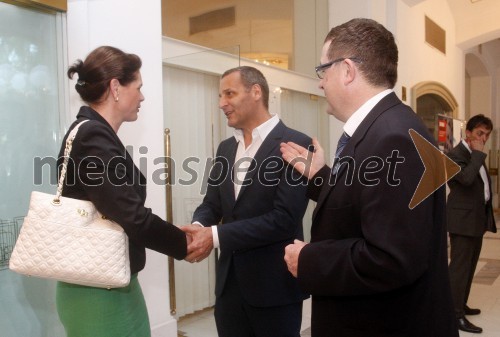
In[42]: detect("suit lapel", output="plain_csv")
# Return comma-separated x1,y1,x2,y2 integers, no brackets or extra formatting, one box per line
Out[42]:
457,141,488,185
235,121,285,204
457,142,496,232
222,138,238,205
457,142,471,161
313,93,402,221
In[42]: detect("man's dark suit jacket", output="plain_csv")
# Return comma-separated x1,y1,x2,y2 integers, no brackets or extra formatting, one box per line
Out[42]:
58,106,187,274
446,141,496,236
298,93,458,337
192,120,310,307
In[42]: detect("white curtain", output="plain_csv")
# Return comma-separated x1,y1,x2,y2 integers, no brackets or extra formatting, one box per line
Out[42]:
279,89,330,242
163,66,223,317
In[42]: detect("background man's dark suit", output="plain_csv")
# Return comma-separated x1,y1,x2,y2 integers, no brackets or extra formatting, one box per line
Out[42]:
298,93,458,337
447,141,496,317
192,120,310,334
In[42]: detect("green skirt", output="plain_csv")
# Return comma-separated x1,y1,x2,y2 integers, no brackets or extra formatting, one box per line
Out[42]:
56,274,151,337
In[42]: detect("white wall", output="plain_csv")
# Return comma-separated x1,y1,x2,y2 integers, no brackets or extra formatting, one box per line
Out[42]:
470,76,493,119
396,0,464,118
466,47,499,129
293,0,329,77
328,0,465,120
497,68,500,127
66,1,176,336
452,0,500,49
469,74,494,170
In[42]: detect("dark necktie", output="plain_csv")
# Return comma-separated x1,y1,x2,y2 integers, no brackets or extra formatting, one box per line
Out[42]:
332,131,350,174
335,132,350,158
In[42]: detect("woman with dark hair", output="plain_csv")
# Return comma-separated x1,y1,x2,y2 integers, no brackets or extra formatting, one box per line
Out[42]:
56,46,188,337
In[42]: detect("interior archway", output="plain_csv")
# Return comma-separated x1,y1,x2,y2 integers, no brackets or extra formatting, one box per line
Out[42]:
412,81,459,118
411,81,459,145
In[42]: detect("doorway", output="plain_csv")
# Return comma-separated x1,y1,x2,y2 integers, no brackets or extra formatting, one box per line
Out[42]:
412,81,459,140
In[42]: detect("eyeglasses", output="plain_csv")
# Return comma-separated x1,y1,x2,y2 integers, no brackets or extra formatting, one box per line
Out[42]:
315,57,363,79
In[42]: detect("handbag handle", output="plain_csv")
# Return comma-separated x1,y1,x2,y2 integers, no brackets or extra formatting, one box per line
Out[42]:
53,120,89,204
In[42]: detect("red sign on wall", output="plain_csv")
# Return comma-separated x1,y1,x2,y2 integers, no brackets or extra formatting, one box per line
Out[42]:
438,119,447,142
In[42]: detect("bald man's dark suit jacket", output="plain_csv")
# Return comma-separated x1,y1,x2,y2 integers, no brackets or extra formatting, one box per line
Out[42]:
298,93,458,337
192,121,310,308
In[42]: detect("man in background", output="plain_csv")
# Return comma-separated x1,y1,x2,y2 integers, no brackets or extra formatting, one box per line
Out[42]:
447,114,496,334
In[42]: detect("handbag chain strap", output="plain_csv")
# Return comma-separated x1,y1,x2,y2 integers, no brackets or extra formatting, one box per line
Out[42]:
53,120,90,204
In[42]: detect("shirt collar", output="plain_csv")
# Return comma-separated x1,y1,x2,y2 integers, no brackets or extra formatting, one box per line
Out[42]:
233,114,280,143
343,89,393,137
461,139,472,153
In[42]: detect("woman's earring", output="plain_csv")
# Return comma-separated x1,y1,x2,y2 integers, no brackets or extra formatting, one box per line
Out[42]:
115,96,119,102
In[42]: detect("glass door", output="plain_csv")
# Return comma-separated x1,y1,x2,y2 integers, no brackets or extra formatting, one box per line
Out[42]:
0,2,66,336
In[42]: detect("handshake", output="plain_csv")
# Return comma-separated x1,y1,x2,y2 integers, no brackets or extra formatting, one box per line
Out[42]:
179,223,308,279
180,224,213,263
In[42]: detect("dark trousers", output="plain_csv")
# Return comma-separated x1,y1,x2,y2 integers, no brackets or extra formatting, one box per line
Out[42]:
214,265,303,337
448,233,483,317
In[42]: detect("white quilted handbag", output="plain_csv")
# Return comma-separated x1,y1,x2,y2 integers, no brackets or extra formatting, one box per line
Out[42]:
9,120,130,289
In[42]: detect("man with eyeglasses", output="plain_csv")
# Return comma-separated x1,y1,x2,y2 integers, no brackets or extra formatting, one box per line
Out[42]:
280,18,458,336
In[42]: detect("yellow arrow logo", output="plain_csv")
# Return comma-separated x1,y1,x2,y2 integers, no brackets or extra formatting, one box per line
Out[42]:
409,129,461,209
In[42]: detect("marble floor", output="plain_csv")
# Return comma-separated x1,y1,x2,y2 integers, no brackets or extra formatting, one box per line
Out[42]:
178,230,500,337
177,299,311,337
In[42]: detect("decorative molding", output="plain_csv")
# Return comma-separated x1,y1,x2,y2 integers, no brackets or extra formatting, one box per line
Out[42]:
189,7,235,35
411,81,459,119
401,0,425,7
4,0,66,12
31,0,65,11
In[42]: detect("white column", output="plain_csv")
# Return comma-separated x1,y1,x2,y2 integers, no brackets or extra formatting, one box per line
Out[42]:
66,1,176,336
293,0,328,77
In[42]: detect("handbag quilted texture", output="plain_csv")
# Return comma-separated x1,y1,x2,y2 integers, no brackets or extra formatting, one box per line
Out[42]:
9,120,131,288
